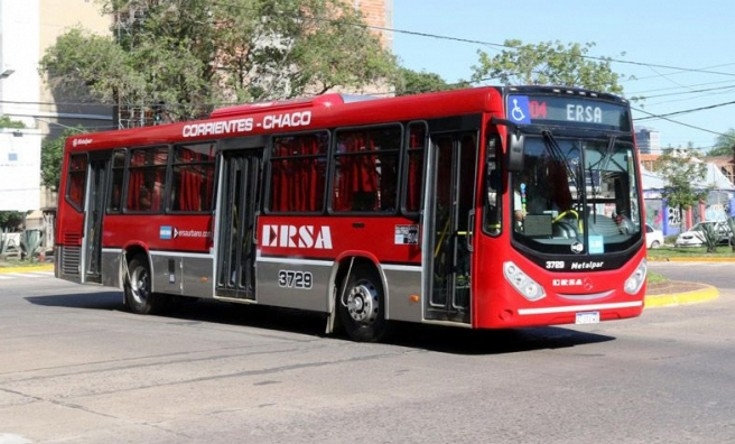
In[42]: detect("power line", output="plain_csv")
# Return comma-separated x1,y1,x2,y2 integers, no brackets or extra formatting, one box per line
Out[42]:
634,100,735,121
364,24,735,78
632,106,732,138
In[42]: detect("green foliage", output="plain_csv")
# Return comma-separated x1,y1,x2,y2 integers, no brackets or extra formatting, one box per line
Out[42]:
20,229,43,263
470,39,627,94
40,0,398,122
0,212,24,231
707,128,735,157
0,115,26,129
394,68,467,96
39,27,146,105
699,222,720,253
41,127,86,191
653,146,708,221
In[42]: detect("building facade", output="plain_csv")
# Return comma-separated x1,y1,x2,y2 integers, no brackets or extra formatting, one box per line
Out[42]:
635,127,661,155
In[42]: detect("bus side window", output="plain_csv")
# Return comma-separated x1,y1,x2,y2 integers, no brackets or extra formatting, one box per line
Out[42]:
483,135,501,235
172,142,216,213
268,132,328,213
405,123,426,214
66,153,88,211
107,150,125,213
332,125,401,214
126,146,168,212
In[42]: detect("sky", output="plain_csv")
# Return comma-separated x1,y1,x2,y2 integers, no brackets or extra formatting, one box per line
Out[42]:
391,0,735,151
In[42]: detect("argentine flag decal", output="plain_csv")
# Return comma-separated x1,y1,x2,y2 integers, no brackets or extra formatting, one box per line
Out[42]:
160,226,173,240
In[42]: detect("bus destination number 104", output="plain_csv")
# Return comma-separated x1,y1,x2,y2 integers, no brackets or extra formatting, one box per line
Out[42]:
278,270,313,290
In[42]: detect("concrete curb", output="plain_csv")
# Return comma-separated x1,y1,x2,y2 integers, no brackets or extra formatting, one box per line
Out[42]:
645,284,720,308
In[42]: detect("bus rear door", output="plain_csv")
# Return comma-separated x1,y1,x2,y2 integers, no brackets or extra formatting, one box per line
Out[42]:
215,139,264,299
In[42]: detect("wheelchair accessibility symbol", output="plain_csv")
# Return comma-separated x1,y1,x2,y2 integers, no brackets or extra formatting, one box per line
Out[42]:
509,96,531,124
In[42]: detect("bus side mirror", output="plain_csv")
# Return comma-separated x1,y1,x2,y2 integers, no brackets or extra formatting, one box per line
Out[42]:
508,132,524,172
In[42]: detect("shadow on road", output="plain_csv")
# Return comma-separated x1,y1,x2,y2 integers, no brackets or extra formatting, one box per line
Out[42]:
25,292,615,355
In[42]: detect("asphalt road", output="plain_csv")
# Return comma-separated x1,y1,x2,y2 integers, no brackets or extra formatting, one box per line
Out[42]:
0,270,733,444
648,260,735,290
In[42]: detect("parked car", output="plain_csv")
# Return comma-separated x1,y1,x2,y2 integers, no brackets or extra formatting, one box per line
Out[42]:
645,223,664,249
674,221,732,247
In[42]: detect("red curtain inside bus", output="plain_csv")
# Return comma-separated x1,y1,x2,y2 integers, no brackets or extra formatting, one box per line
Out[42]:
67,154,88,209
269,135,326,213
333,135,379,212
127,148,167,212
172,143,214,212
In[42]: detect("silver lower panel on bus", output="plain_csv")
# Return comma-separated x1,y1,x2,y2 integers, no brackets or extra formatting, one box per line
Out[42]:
254,256,332,312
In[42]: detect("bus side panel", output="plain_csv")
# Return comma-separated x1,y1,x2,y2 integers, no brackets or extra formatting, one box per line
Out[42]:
254,257,332,312
101,248,123,288
147,253,215,298
150,253,183,296
382,266,423,323
182,255,216,298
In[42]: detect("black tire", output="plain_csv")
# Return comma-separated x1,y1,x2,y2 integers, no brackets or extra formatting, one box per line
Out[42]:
337,266,390,342
124,254,169,315
650,240,661,249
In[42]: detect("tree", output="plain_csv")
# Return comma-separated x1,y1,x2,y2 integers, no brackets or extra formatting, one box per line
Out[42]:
470,39,626,94
40,0,398,122
707,128,735,157
0,115,26,129
653,145,708,226
394,68,468,96
0,212,24,231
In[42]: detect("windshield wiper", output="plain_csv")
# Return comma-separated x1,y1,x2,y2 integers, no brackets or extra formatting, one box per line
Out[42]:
541,130,582,195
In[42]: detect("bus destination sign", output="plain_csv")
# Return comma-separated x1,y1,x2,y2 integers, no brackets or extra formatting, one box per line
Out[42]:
507,95,630,131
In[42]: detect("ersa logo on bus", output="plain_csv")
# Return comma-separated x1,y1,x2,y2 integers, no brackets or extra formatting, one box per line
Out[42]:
159,226,211,240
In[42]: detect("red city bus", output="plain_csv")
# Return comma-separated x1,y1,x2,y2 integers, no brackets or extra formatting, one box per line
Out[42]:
54,86,647,342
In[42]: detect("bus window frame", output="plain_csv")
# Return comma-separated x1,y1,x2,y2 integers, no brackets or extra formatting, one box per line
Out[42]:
329,123,404,216
124,144,171,214
170,141,217,214
264,130,330,215
401,121,428,219
65,152,89,213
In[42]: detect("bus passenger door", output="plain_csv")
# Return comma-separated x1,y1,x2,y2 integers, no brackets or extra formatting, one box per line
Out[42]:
81,156,109,284
427,132,477,323
216,149,262,299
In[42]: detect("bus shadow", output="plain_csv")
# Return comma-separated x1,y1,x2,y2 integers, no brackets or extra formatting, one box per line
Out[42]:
385,322,615,355
25,292,124,311
26,293,615,354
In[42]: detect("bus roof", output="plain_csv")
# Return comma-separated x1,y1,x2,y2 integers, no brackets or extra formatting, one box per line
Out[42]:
64,85,627,151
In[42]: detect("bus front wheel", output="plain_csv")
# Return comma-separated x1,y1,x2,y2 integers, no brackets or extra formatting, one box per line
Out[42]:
337,267,390,342
125,254,168,315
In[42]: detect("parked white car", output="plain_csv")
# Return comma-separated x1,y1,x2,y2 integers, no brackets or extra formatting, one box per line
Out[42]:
674,221,731,247
645,223,664,249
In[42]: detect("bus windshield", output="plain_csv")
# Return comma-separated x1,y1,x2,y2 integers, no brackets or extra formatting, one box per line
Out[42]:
511,132,641,255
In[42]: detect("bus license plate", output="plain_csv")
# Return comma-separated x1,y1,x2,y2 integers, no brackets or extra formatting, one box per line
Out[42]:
575,311,600,325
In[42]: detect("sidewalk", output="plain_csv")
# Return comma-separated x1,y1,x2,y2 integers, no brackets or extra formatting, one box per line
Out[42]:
644,280,719,308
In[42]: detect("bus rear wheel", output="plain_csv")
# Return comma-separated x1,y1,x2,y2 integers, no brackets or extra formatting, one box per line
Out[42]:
338,267,390,342
125,254,168,315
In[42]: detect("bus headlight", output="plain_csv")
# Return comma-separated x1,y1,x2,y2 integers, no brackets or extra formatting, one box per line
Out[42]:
624,259,647,295
503,261,546,301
